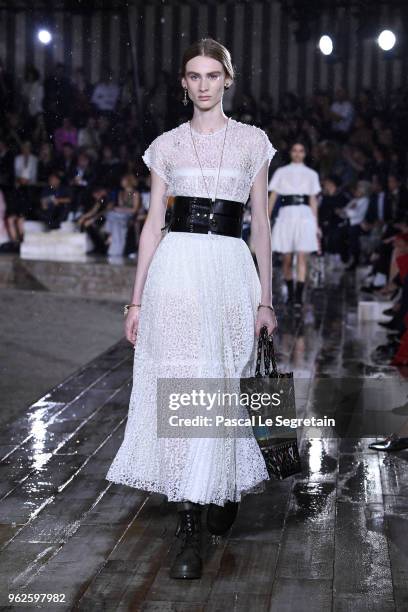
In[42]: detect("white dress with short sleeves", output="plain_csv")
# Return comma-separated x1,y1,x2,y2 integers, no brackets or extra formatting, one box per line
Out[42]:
106,118,277,506
269,162,321,253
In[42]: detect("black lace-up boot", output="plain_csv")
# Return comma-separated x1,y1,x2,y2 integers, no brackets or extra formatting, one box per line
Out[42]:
206,501,239,536
285,279,294,304
169,502,202,579
294,281,305,307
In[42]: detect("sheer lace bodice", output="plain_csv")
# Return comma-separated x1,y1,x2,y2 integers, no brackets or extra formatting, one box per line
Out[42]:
142,118,277,203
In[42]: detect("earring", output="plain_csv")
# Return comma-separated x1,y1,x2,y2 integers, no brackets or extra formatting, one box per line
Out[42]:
182,88,189,106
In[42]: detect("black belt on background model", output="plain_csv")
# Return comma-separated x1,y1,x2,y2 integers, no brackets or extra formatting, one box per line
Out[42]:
279,194,310,206
162,195,245,238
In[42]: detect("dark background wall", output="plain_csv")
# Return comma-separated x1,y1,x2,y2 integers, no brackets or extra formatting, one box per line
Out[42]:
0,0,406,104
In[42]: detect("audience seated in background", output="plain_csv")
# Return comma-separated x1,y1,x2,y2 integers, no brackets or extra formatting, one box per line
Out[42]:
0,189,10,246
0,57,406,282
319,174,349,263
38,172,72,230
11,140,38,238
335,180,371,270
56,142,77,185
68,151,95,216
54,116,78,154
77,185,113,255
104,173,141,257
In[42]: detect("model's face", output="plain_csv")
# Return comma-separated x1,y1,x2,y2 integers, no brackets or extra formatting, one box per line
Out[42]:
290,145,305,163
181,56,231,110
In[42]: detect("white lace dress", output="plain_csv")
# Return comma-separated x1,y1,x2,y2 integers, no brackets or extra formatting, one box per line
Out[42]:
269,162,321,253
105,118,277,506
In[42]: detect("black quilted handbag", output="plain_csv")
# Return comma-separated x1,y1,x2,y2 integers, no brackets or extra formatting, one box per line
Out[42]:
246,325,302,480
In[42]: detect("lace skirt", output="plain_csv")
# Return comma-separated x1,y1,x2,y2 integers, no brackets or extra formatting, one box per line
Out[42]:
271,204,319,253
105,230,270,506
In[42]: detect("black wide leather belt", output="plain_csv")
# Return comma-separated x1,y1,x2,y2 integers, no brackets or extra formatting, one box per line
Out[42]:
280,194,309,206
163,196,244,238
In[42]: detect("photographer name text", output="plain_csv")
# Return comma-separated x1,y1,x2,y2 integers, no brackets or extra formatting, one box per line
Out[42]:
167,415,335,428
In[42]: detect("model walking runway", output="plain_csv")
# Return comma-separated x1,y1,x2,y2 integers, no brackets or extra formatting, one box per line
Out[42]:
105,38,278,579
268,142,321,306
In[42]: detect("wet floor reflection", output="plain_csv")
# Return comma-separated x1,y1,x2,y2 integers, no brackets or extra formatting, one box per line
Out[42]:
0,270,406,609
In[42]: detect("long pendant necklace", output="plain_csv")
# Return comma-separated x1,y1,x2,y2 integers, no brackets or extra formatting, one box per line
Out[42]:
189,117,230,202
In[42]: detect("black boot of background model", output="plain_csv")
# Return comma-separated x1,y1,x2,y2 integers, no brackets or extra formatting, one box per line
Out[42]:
294,281,305,307
285,279,294,305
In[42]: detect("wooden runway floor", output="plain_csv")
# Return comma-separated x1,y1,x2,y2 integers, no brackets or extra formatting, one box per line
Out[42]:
0,271,407,611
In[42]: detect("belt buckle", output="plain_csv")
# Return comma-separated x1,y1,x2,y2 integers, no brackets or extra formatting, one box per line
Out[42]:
208,214,213,234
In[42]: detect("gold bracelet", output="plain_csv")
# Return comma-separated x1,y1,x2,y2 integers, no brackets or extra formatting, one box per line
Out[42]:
123,303,141,316
257,303,275,311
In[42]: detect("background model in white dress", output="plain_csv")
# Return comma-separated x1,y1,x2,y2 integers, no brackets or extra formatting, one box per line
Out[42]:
106,118,278,506
269,162,321,253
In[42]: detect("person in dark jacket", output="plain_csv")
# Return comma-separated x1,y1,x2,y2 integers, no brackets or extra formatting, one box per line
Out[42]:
319,174,349,259
365,175,392,225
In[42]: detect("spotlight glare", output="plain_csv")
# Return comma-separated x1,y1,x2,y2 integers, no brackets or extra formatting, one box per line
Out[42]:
38,29,52,45
319,35,333,56
378,30,396,51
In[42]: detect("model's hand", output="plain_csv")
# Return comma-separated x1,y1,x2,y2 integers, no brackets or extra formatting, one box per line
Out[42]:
255,306,278,338
316,226,323,239
125,308,140,346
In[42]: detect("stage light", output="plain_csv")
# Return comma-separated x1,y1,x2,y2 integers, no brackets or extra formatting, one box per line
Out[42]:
378,30,396,51
37,29,52,45
318,35,333,56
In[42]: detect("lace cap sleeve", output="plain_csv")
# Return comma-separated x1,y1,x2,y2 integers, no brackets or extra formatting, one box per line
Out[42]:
142,135,170,185
250,128,277,187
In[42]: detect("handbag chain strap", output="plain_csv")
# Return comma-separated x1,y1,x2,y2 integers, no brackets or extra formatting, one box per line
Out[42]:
255,326,278,377
267,331,279,376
